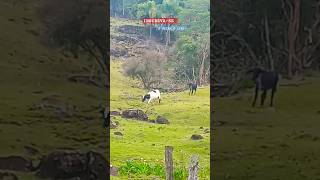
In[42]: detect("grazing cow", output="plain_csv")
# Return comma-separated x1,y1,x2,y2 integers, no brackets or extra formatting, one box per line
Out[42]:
188,82,197,95
142,89,161,104
247,67,279,107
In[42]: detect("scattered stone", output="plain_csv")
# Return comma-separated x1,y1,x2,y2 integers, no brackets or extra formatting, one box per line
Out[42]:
114,132,123,136
204,128,210,133
191,134,203,140
0,156,33,171
149,120,156,123
155,116,169,124
121,109,148,121
0,172,18,180
110,120,118,129
36,151,108,180
110,111,121,116
215,120,227,126
110,166,119,176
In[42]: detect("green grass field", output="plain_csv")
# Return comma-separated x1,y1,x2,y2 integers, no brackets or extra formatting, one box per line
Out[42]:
213,77,320,180
0,1,107,179
110,61,210,179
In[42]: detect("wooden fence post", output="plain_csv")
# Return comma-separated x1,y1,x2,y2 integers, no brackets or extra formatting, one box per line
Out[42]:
165,146,173,180
187,155,199,180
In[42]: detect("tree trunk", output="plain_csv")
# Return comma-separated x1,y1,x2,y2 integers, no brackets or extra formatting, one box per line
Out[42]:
264,12,274,71
122,0,124,16
198,43,208,86
168,26,171,45
192,67,195,82
149,25,152,39
165,25,169,48
285,0,301,78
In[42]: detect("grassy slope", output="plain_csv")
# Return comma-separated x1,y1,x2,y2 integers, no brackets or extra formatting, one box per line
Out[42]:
110,61,210,179
214,77,320,180
0,1,106,179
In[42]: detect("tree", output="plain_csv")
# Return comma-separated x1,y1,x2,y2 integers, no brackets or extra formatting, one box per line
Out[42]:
136,1,157,38
38,0,108,84
122,51,167,89
158,0,181,47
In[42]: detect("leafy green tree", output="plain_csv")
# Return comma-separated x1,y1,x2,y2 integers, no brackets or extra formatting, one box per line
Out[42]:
136,1,157,38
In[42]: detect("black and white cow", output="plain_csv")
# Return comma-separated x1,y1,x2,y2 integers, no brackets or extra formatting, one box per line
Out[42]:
142,89,161,104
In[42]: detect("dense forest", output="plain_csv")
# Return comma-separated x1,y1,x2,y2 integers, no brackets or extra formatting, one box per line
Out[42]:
212,0,320,95
111,0,210,90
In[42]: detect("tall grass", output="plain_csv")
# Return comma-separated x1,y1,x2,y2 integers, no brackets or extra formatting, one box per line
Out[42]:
119,159,189,179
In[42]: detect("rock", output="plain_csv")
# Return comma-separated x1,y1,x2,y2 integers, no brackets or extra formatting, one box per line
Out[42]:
110,111,121,116
149,120,156,123
121,109,148,121
0,172,18,180
114,132,123,136
191,134,203,140
110,120,118,129
110,166,119,176
0,156,33,171
86,151,109,180
215,120,226,126
204,129,210,133
155,116,169,124
37,151,108,180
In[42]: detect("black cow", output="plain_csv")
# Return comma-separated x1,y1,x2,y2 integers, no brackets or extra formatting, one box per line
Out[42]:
188,82,197,95
247,67,279,107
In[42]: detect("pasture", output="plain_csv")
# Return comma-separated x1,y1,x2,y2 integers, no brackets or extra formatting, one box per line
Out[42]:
110,61,210,179
213,77,320,180
0,1,107,178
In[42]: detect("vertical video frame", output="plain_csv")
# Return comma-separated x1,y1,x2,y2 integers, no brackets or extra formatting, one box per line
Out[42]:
212,1,320,179
0,0,108,179
110,0,210,179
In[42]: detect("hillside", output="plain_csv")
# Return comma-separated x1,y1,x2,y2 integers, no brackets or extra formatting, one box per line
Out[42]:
110,61,210,179
0,1,107,179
